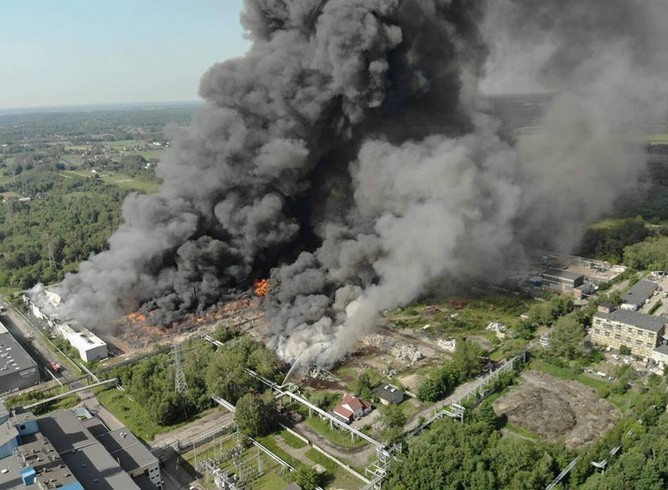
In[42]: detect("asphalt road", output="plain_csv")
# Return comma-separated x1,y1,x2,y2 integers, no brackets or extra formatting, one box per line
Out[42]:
0,297,125,429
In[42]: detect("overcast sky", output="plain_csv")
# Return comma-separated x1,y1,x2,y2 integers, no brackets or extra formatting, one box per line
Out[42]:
0,0,249,109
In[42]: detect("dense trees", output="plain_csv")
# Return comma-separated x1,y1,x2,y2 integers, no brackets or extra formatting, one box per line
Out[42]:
112,334,282,428
527,295,574,326
624,236,668,271
294,466,322,490
548,313,588,361
417,339,483,402
578,218,650,262
0,175,126,288
235,392,276,437
386,408,566,489
379,405,407,444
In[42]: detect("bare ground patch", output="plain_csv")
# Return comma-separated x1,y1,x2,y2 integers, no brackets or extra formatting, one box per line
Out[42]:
493,370,619,449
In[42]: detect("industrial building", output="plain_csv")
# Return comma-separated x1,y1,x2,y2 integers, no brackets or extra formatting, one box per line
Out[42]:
0,320,39,395
591,306,667,359
24,287,109,363
621,279,659,311
0,406,162,489
540,269,585,292
54,322,108,363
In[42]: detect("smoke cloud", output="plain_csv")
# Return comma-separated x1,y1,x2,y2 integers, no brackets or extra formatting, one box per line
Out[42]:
55,0,668,366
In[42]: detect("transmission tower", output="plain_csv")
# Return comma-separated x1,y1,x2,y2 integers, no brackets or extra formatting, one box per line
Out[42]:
172,344,188,395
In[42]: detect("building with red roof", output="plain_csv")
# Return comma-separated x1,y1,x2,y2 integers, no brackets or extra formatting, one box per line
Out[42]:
332,394,372,423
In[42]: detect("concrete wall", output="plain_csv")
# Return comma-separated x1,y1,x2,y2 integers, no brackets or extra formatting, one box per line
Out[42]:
0,367,40,395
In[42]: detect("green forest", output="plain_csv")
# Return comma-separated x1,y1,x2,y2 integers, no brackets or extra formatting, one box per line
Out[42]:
107,331,282,429
0,173,126,288
388,380,668,490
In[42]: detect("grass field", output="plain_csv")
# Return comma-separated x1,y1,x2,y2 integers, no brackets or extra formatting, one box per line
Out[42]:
648,134,668,144
304,448,366,489
139,150,164,161
60,169,160,193
305,417,369,448
95,388,202,440
277,429,307,449
504,422,542,441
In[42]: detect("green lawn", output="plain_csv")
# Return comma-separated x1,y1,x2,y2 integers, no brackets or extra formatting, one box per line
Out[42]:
304,448,366,489
95,388,205,441
530,360,610,392
256,435,304,469
305,417,368,448
60,169,160,194
277,429,308,449
139,150,164,161
254,471,290,490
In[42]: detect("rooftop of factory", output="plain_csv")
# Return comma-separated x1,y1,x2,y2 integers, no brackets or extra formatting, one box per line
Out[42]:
0,430,80,489
622,279,659,307
0,320,38,374
37,410,139,489
57,322,106,350
542,269,585,282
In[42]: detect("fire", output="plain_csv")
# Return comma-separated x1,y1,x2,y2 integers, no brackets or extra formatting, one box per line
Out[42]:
128,312,147,323
254,279,269,297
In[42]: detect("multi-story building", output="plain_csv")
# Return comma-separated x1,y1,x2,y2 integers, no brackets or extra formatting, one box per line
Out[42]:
541,269,585,292
591,307,667,358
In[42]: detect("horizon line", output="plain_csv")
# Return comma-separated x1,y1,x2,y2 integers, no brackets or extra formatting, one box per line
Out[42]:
0,99,204,115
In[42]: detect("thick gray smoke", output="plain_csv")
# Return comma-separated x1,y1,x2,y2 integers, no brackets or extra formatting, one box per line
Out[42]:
55,0,668,366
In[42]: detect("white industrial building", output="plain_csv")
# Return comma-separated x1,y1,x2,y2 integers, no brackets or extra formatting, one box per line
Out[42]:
24,286,108,363
54,323,108,363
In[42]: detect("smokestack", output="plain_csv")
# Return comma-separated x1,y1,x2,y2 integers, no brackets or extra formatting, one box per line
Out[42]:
55,0,668,367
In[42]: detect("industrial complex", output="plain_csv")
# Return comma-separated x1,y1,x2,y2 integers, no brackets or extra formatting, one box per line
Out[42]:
23,289,108,364
0,404,161,489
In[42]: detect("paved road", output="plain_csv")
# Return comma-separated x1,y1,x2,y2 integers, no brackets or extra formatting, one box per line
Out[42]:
0,298,126,430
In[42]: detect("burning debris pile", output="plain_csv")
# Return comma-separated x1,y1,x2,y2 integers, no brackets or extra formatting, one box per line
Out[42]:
51,0,668,367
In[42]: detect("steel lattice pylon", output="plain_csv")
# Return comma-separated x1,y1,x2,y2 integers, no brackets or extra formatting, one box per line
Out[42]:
172,343,188,395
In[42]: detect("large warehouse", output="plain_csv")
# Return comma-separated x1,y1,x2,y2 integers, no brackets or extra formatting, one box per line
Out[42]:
0,321,39,395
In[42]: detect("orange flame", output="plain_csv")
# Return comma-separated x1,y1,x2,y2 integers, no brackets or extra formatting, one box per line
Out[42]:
128,312,147,323
254,279,269,297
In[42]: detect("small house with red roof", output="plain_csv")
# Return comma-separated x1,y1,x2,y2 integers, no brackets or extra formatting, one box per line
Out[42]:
332,394,372,424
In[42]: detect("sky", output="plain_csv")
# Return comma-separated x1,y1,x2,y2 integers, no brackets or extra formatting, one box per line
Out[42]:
0,0,249,110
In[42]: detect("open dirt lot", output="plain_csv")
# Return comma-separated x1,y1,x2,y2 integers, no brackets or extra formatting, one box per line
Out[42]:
493,370,619,449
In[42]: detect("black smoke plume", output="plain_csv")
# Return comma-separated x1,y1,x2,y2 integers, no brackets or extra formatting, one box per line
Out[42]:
56,0,668,365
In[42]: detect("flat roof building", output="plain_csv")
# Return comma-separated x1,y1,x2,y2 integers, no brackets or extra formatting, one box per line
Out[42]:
373,385,404,405
591,308,667,359
621,279,659,311
0,320,39,395
54,322,108,363
541,269,585,291
0,408,162,490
